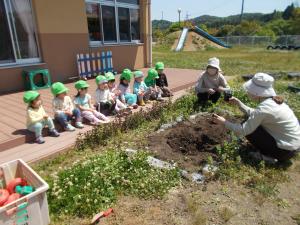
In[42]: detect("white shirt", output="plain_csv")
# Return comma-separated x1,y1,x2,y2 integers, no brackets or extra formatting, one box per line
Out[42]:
52,96,74,115
225,98,300,151
95,88,113,103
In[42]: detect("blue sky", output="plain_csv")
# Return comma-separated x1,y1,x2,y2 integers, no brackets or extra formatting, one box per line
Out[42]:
152,0,300,21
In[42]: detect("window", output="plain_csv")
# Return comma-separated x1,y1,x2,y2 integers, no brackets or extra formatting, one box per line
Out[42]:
130,9,140,40
85,0,140,45
0,0,14,64
0,0,40,66
86,3,102,42
117,0,139,4
102,5,117,42
118,7,130,42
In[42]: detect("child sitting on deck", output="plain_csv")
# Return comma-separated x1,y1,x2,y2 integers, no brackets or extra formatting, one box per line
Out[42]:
95,75,118,116
195,57,230,104
24,91,60,144
105,72,129,113
155,62,173,97
133,70,152,106
74,80,109,125
144,68,163,101
118,69,138,109
51,82,84,131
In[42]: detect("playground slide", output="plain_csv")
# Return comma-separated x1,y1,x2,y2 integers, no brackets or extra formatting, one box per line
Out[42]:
175,27,189,52
194,26,231,48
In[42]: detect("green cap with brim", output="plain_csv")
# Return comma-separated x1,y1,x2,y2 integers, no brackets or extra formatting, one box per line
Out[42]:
23,91,40,104
75,80,90,90
51,82,69,96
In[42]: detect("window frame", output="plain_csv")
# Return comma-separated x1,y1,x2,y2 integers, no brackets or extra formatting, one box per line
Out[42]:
0,0,41,67
86,0,141,47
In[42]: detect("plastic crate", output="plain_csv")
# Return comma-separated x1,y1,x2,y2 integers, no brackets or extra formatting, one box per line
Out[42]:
0,159,50,225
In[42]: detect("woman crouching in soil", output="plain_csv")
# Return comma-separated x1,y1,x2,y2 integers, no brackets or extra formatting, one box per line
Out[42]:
213,73,300,163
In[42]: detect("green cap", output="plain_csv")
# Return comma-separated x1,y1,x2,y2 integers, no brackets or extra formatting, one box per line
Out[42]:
96,75,108,84
120,69,132,82
147,68,159,79
134,70,144,78
51,82,69,96
155,62,165,70
75,80,89,90
23,91,40,104
105,72,115,81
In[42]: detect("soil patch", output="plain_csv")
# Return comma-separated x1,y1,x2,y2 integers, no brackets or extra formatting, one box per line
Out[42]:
148,113,232,171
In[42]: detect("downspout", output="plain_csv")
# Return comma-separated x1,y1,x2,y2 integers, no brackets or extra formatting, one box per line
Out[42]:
147,0,152,68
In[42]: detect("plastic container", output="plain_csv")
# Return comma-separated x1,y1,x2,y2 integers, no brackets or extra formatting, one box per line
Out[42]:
0,159,50,225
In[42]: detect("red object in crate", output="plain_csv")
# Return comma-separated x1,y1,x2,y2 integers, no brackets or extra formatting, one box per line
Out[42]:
3,193,21,206
6,178,27,194
0,189,9,206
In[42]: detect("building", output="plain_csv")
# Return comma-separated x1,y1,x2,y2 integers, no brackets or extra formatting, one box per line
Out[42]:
0,0,152,94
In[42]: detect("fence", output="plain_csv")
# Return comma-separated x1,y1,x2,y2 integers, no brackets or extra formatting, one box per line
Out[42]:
217,35,300,47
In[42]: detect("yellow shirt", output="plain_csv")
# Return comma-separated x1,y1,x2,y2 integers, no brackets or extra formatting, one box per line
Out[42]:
26,106,47,127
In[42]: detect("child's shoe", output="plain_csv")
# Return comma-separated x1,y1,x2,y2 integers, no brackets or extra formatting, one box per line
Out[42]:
36,136,45,144
138,99,146,106
49,129,60,137
65,124,76,131
75,122,84,129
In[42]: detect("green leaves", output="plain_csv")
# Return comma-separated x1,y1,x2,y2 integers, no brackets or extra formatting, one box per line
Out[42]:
48,150,180,217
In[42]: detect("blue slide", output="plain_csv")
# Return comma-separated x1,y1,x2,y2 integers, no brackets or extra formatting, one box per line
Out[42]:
194,26,231,48
175,27,189,52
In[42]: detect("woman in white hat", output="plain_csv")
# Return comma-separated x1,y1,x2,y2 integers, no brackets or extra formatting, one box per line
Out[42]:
213,73,300,162
195,57,230,105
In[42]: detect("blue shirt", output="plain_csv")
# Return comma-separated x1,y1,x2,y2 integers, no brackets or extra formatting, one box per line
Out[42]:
133,81,149,95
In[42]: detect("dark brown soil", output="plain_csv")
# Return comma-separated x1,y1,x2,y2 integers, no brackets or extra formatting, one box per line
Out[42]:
148,113,232,171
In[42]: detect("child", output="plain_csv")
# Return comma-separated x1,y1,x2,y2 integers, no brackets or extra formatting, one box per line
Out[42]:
51,82,84,131
74,80,109,125
95,75,117,116
195,57,230,104
155,62,173,97
133,70,152,106
105,72,128,112
118,69,138,109
24,91,59,144
144,68,163,101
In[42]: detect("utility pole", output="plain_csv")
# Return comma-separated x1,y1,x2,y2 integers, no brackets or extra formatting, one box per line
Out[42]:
240,0,245,23
185,11,191,21
178,8,182,26
161,11,164,20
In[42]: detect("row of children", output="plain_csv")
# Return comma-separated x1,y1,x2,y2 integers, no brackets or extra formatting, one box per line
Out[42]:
23,62,172,144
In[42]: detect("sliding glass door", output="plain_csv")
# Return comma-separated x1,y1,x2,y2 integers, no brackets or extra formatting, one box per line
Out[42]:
0,0,40,66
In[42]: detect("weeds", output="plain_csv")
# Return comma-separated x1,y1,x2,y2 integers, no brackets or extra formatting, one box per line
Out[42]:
48,150,180,217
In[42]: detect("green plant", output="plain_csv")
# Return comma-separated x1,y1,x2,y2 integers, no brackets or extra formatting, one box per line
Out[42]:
48,150,180,217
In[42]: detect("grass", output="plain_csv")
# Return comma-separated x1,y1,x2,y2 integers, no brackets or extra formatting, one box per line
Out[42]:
153,46,300,77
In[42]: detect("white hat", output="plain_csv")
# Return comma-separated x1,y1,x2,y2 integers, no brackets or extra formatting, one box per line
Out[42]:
243,73,276,97
207,57,221,71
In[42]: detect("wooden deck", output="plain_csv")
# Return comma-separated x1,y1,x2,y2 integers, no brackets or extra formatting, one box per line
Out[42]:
0,68,200,164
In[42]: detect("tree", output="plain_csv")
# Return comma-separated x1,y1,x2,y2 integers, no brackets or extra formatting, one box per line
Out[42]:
289,7,300,34
282,3,295,20
233,20,262,35
217,25,235,36
265,19,290,35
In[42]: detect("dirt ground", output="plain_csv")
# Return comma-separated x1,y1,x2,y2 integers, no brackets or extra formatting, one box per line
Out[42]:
99,160,300,225
148,114,232,172
183,32,225,51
